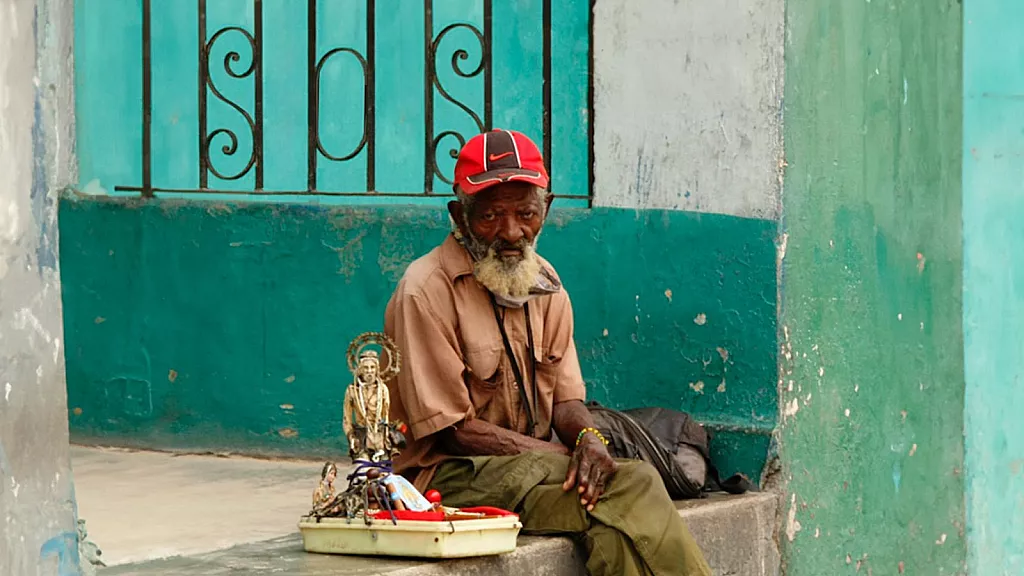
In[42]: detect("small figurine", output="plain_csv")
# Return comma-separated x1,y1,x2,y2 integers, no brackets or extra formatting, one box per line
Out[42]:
343,332,403,462
305,332,432,525
312,462,339,515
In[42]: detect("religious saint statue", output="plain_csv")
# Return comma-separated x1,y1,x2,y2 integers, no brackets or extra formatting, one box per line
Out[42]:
311,462,339,515
343,332,402,462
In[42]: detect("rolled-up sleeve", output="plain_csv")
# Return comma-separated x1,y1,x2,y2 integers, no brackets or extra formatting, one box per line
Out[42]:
389,290,473,440
545,289,587,404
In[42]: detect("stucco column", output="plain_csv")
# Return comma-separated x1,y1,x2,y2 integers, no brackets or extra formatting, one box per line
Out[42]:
0,0,80,573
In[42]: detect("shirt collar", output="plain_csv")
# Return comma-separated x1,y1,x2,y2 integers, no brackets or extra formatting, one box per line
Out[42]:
439,233,475,282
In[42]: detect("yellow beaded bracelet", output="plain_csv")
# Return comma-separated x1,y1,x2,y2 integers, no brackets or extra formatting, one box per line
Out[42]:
576,427,609,448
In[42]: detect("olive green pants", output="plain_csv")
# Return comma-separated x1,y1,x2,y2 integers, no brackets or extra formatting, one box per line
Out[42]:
429,451,712,576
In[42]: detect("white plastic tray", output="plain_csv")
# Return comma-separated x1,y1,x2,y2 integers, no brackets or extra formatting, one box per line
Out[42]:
298,515,523,559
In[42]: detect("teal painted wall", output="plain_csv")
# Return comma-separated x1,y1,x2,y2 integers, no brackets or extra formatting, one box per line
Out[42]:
963,0,1024,573
74,0,589,203
779,0,966,574
59,197,777,480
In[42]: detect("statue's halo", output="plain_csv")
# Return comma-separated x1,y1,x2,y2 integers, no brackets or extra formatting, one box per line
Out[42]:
346,331,401,382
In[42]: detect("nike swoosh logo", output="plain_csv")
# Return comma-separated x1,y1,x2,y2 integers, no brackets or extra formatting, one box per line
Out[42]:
489,152,514,162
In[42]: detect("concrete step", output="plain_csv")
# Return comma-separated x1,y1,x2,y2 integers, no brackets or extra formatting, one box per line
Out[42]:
678,492,780,576
102,492,779,576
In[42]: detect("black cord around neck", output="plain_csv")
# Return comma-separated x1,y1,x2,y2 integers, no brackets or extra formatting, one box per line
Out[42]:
488,294,538,437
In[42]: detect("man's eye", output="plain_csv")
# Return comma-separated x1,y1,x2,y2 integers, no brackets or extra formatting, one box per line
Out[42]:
519,211,535,220
481,213,497,221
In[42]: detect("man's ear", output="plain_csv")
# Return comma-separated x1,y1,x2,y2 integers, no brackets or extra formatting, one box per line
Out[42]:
544,193,554,217
447,200,468,236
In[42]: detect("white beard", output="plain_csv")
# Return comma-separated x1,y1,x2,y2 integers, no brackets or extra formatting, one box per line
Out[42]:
473,243,543,302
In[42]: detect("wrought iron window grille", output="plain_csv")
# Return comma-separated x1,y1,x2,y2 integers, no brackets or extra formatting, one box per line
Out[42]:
112,0,594,203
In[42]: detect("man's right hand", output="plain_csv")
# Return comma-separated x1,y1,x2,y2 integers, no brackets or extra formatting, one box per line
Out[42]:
562,432,618,512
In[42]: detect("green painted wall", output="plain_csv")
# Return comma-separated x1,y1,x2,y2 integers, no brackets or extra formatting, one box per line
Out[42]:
963,0,1024,573
59,197,777,480
779,0,966,574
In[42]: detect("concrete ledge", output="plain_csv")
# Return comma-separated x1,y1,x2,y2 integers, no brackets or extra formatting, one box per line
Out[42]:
105,492,778,576
104,535,583,576
679,492,780,576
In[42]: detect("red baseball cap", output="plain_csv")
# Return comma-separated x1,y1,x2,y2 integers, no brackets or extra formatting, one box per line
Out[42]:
453,129,549,195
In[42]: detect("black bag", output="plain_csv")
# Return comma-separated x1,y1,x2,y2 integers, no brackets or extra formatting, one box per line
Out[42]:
586,401,754,499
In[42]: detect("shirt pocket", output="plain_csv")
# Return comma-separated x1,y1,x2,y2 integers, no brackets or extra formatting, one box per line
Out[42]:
465,347,502,386
534,345,563,370
463,347,503,419
533,346,564,395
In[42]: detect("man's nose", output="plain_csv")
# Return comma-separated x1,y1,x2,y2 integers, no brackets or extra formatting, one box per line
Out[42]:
498,215,525,244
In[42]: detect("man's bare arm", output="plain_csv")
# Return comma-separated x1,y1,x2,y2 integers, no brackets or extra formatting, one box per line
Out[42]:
439,418,570,457
551,399,593,447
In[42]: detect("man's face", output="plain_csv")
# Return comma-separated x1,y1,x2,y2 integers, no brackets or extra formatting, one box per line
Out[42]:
464,182,546,263
448,182,554,299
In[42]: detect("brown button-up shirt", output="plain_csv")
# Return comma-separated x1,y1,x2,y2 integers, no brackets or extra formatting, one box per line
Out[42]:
384,234,587,491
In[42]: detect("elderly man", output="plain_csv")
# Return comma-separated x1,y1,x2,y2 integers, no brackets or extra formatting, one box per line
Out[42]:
384,130,711,576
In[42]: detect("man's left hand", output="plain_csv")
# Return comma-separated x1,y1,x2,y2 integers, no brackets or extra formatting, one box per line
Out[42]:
562,433,618,511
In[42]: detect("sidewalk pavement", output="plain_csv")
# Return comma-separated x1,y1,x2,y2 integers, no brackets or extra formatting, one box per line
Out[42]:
71,445,335,566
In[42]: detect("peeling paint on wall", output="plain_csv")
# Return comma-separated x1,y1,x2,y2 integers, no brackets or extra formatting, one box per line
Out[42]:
785,493,802,541
779,0,965,573
60,200,779,482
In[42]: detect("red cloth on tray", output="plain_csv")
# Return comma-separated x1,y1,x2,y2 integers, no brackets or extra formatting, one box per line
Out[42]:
369,506,517,522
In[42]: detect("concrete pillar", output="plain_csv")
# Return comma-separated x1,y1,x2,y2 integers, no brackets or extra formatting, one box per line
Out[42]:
0,0,80,574
778,0,966,572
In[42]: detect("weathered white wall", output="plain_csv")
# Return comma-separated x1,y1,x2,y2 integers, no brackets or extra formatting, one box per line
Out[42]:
0,0,79,573
592,0,784,219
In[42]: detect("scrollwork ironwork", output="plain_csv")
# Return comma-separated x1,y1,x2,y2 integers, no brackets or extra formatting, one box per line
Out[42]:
426,14,491,189
314,48,369,163
430,131,467,185
203,26,259,182
431,23,486,132
306,0,375,191
118,0,588,200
